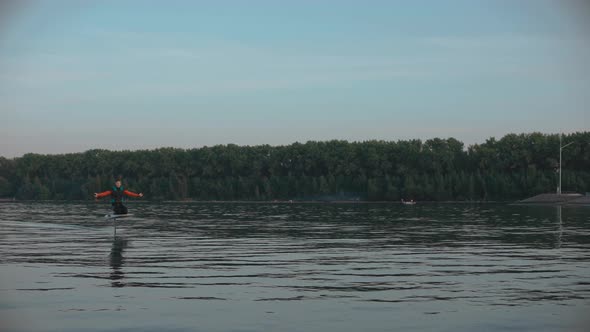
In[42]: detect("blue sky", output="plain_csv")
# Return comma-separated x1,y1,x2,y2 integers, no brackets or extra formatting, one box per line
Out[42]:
1,0,588,157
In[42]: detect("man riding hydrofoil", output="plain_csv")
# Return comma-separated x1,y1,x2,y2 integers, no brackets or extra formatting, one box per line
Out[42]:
94,178,143,215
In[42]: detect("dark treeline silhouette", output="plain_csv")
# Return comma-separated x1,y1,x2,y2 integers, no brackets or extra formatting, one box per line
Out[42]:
0,132,588,201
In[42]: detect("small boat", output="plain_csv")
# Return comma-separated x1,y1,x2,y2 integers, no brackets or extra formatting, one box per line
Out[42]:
401,199,416,205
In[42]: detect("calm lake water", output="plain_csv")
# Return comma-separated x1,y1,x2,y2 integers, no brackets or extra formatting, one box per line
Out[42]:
0,202,589,332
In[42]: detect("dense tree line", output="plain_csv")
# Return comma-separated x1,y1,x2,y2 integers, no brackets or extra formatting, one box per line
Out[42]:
0,132,588,201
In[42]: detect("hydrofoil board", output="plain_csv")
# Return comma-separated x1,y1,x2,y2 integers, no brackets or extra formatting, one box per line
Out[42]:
105,213,134,219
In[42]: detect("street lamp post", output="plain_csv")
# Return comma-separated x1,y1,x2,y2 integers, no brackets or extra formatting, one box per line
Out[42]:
558,133,574,195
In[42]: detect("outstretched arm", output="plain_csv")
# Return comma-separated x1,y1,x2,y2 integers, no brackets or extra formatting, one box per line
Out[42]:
94,190,112,199
124,190,143,198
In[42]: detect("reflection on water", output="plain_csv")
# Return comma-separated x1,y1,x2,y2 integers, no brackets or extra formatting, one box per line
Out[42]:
557,205,563,249
0,202,589,332
109,236,128,288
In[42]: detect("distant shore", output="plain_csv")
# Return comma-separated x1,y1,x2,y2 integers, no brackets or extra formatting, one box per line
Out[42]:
2,197,588,205
0,198,508,204
516,193,590,206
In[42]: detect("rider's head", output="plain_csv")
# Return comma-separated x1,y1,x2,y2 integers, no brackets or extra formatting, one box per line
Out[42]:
115,180,122,188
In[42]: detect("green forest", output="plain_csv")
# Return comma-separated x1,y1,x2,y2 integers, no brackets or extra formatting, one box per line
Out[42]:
0,132,588,201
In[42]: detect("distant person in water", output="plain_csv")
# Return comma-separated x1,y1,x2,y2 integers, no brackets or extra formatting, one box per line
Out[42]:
94,179,143,215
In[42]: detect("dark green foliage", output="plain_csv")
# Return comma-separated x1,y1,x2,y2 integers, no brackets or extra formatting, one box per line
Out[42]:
0,132,588,201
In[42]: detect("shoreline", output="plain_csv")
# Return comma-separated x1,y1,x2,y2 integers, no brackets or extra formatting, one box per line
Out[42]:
0,199,512,204
2,198,587,206
516,193,590,206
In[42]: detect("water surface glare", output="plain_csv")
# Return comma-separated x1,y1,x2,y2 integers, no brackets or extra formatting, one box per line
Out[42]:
1,202,589,331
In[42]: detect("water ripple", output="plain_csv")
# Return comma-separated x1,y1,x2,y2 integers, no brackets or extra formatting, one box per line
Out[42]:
1,202,589,331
